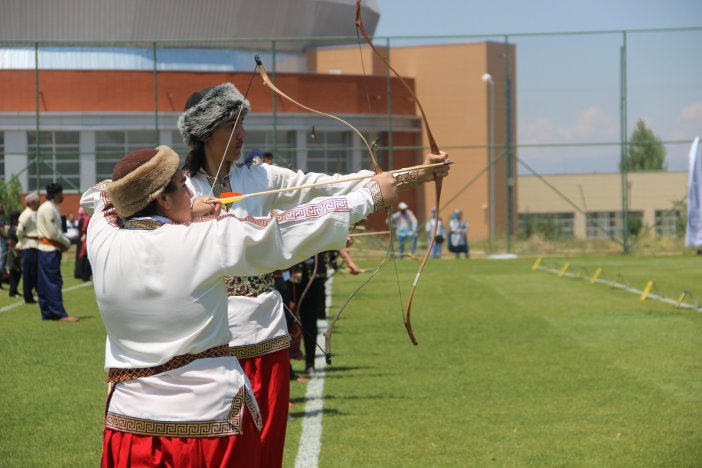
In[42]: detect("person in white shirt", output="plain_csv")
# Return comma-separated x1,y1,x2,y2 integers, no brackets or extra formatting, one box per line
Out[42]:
36,183,78,322
16,192,40,304
84,145,398,466
177,82,450,466
390,202,419,257
425,207,446,258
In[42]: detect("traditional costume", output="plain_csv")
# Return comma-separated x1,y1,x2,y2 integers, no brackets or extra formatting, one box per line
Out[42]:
82,146,383,467
36,184,72,320
16,192,40,303
179,83,376,467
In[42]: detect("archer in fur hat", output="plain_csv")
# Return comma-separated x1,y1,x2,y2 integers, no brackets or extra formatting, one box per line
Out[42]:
178,83,249,182
107,146,186,220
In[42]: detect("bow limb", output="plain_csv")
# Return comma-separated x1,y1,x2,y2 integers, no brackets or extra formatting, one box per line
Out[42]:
255,56,386,364
356,0,444,345
255,56,382,174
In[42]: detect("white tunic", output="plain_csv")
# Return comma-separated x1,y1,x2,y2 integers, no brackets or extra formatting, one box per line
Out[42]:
187,163,375,353
83,182,378,436
16,206,40,250
36,200,70,252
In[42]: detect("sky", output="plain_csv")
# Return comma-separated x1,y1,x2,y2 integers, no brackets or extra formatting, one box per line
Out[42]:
372,0,702,174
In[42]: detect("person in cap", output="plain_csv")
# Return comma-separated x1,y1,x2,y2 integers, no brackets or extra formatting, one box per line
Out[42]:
84,145,398,467
390,201,419,257
177,82,450,466
448,209,470,258
36,183,78,321
17,192,41,304
425,207,446,259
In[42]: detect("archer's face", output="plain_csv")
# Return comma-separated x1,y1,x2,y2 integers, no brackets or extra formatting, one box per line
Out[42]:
204,119,247,163
160,171,193,224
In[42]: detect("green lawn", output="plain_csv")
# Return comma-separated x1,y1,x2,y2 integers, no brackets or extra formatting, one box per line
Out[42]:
2,255,701,467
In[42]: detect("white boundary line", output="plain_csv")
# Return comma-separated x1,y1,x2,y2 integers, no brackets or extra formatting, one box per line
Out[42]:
294,276,334,468
0,281,92,314
536,265,701,312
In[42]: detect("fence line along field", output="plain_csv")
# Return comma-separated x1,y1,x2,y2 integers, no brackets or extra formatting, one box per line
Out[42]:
1,255,700,467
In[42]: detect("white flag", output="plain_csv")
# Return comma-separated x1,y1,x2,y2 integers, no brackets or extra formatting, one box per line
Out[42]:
685,137,702,247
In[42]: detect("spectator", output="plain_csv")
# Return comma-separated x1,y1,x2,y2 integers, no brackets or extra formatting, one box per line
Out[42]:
448,209,470,259
425,207,446,258
17,192,40,303
390,202,418,257
6,211,22,298
37,183,78,322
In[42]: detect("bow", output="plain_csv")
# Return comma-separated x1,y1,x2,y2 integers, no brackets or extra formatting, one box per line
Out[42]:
355,0,444,346
256,55,394,364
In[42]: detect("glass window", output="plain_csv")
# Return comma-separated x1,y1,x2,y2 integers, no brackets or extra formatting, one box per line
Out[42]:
243,130,297,169
586,211,643,240
95,130,158,181
306,131,352,174
655,209,683,237
518,212,574,239
27,131,81,192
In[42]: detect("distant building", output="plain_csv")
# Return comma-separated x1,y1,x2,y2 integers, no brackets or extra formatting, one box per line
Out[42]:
518,171,687,240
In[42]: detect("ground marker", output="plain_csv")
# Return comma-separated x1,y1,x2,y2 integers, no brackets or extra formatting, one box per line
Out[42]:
640,281,654,301
590,267,602,284
675,289,688,308
531,257,542,271
558,262,570,277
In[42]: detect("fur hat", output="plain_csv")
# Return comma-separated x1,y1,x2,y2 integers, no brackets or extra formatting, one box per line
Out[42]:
107,145,180,218
177,83,250,148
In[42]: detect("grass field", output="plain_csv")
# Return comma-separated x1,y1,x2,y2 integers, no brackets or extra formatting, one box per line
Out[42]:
1,254,701,467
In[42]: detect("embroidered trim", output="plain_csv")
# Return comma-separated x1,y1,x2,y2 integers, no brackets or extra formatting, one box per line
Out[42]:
394,169,419,191
366,180,384,212
104,387,262,437
97,180,123,228
198,199,350,228
123,218,165,230
229,335,291,359
106,344,237,383
225,273,275,297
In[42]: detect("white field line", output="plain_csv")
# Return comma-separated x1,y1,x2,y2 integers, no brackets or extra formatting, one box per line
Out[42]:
294,276,334,468
536,265,701,312
0,281,92,314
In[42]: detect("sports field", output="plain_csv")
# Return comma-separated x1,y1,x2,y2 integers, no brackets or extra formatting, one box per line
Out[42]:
1,254,700,467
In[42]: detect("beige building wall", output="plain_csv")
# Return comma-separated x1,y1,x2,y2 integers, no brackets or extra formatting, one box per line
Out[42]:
519,172,688,238
309,42,517,240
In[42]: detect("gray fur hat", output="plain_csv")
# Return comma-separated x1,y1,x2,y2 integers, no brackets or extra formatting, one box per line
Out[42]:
177,83,250,148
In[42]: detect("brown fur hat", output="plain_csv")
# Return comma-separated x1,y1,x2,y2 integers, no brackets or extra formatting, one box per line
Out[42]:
107,145,180,218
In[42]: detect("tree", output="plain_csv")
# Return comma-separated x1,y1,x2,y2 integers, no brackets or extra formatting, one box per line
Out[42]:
620,119,667,172
0,175,23,214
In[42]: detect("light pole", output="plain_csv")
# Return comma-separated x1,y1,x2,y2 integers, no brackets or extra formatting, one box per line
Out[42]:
482,73,495,241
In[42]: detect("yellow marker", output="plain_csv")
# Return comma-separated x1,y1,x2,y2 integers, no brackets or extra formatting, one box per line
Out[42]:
675,289,688,308
558,262,570,277
531,257,542,271
590,267,602,284
640,281,653,301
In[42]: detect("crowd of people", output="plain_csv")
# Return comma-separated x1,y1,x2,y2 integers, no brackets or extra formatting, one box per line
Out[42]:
1,188,90,320
389,203,470,259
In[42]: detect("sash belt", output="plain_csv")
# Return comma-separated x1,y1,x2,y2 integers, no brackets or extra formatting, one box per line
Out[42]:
106,344,237,383
40,238,65,249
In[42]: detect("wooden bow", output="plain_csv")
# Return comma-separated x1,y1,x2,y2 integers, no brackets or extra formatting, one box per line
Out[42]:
356,0,444,346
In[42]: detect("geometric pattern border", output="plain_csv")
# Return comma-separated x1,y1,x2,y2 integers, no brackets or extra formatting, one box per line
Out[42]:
230,335,291,359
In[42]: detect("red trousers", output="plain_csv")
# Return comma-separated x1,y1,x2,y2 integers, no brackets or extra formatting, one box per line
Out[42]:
239,348,290,468
101,411,261,467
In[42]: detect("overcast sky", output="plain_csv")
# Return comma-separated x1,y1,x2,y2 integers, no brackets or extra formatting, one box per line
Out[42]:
373,0,702,173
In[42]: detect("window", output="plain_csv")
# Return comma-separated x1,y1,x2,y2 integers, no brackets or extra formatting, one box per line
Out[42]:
519,212,574,239
95,131,157,181
306,131,352,174
586,211,643,240
27,131,80,191
655,209,683,237
244,131,297,169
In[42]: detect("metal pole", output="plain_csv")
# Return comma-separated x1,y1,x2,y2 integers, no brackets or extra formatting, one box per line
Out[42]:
503,36,514,253
482,74,496,241
620,33,629,254
34,42,40,192
152,42,160,145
